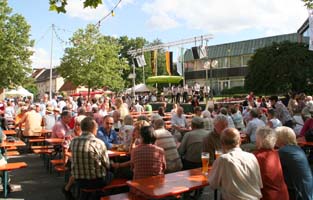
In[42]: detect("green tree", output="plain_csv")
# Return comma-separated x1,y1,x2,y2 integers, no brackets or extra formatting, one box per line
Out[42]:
0,0,34,88
245,41,313,94
302,0,313,9
49,0,103,13
58,24,128,99
118,36,148,87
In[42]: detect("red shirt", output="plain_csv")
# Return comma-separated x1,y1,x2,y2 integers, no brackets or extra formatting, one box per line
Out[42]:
254,149,289,200
300,118,313,137
131,144,166,180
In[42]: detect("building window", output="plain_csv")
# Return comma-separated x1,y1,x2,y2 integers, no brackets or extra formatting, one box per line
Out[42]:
230,56,241,68
242,54,253,66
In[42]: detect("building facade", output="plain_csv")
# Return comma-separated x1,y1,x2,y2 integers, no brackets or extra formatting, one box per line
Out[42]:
184,33,305,94
35,68,64,98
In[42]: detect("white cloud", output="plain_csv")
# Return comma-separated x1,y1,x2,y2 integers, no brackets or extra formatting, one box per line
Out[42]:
30,48,60,69
142,0,309,35
147,13,180,31
65,0,133,21
66,0,109,21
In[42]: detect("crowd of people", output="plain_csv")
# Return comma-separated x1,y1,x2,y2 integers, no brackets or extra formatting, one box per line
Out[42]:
0,90,313,200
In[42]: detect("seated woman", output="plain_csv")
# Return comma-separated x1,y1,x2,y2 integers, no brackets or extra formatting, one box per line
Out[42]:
131,125,166,179
276,126,313,200
119,115,134,151
254,127,288,200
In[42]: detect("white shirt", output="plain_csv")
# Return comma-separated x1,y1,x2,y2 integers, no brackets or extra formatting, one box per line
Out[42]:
208,148,262,200
246,118,266,142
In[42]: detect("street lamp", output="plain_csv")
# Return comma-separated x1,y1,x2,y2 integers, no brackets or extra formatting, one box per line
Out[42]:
203,59,218,101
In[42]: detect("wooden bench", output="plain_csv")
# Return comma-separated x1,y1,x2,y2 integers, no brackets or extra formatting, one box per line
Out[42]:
33,149,55,169
0,162,27,198
80,178,128,199
81,178,128,192
6,146,17,151
50,159,65,173
4,151,20,157
31,145,54,150
101,192,147,200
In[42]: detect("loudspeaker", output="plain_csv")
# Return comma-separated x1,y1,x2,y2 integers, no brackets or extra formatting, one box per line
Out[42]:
133,55,146,67
192,47,199,59
192,46,207,60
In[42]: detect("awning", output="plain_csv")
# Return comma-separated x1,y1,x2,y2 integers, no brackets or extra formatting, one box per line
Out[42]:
146,76,184,84
70,91,103,97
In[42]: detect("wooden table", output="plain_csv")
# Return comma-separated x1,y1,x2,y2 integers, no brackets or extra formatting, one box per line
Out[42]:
2,130,17,136
45,138,64,145
297,137,313,147
127,168,210,199
67,150,129,159
108,150,129,158
0,162,27,198
0,140,26,148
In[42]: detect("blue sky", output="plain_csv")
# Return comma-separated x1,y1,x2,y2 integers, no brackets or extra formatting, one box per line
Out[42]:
8,0,309,69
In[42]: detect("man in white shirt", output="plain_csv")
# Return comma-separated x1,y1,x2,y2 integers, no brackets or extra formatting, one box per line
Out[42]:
134,100,144,113
208,128,263,200
171,107,190,142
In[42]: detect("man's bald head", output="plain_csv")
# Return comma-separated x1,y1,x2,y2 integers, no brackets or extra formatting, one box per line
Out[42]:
221,128,241,149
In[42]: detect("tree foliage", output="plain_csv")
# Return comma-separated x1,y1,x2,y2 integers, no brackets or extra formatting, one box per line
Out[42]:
57,24,128,96
0,0,34,88
302,0,313,9
245,41,313,94
117,37,167,87
49,0,103,13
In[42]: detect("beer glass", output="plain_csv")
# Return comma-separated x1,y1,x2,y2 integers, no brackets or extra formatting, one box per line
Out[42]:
215,150,222,160
201,152,210,175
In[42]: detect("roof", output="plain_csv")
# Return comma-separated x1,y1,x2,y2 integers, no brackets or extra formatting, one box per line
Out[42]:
31,68,45,79
36,68,60,82
58,81,77,92
184,33,301,61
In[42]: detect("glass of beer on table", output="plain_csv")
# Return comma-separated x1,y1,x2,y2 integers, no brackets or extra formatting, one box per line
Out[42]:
201,152,210,175
215,149,222,160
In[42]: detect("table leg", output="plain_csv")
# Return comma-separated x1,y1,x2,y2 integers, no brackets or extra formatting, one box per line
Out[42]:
214,189,218,200
3,170,8,197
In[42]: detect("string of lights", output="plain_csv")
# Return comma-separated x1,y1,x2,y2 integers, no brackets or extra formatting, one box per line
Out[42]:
95,0,122,28
53,26,72,48
34,27,51,46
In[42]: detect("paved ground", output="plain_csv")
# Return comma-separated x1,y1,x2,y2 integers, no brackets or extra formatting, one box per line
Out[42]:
0,149,215,200
1,153,64,200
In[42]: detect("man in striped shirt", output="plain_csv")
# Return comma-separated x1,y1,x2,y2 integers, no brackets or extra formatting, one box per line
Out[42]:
153,117,182,173
70,117,112,190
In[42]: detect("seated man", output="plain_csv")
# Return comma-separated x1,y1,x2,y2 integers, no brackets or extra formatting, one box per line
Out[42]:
208,128,262,200
171,106,190,142
70,117,112,191
51,110,72,139
202,115,228,165
16,104,42,137
97,115,119,150
178,117,209,169
152,117,182,173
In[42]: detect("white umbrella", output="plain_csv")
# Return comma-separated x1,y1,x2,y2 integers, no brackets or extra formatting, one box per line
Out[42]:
5,86,33,98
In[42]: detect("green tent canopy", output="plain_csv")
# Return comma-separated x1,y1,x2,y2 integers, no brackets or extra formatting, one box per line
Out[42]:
146,76,184,84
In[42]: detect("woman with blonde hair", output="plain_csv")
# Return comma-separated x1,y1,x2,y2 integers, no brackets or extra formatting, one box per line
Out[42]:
276,126,313,200
254,127,288,200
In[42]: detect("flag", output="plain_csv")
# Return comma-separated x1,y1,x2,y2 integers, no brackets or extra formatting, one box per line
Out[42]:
309,9,313,51
165,51,172,75
176,48,184,75
151,50,157,75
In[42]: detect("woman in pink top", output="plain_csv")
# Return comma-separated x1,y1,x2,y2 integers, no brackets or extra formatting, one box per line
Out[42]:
254,127,289,200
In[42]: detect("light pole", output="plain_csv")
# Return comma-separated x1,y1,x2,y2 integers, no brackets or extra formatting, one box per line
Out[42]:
204,59,218,101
